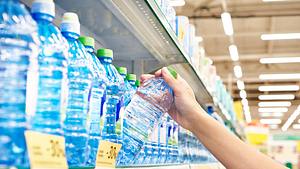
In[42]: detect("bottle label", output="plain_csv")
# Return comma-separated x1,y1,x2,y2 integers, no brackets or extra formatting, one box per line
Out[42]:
25,131,68,169
95,140,122,168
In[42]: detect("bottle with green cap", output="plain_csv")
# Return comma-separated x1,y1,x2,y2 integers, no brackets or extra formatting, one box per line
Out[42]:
135,80,141,88
121,67,176,165
96,48,124,144
78,36,107,166
60,12,93,166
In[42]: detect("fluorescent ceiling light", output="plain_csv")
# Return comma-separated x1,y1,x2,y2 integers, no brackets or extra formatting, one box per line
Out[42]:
292,124,300,129
260,119,282,124
258,85,299,92
240,90,247,99
244,109,252,123
221,12,234,36
258,101,291,107
237,80,245,90
229,45,239,61
260,57,300,64
241,98,248,106
282,105,300,131
169,0,186,6
234,65,243,78
268,124,279,129
258,107,288,113
260,112,284,117
258,94,295,100
261,33,300,40
259,73,300,80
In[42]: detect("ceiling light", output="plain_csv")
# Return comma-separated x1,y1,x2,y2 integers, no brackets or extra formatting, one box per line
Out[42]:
234,65,242,78
221,12,234,36
261,33,300,40
268,124,279,129
260,57,300,64
260,119,282,124
292,124,300,129
240,90,247,99
282,105,300,131
258,85,299,92
229,45,239,61
258,94,295,100
244,109,252,123
169,0,186,6
237,80,245,90
258,107,288,113
259,73,300,80
260,112,284,117
258,101,292,107
242,98,248,106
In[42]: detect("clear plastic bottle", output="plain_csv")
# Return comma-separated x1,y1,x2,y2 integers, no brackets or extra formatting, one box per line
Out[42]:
96,48,123,143
121,68,176,164
78,36,107,166
0,0,39,166
60,12,93,166
30,0,68,135
158,115,167,164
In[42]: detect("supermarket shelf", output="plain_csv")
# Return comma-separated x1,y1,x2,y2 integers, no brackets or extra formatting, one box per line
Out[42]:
21,0,217,108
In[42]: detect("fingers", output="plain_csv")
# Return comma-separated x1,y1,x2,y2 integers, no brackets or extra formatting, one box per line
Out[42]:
161,67,178,90
140,74,155,83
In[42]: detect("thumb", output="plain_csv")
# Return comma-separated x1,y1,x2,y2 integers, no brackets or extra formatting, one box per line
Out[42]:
161,67,177,90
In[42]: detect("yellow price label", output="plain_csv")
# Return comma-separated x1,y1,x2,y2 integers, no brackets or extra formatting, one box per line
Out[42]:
25,131,68,169
95,140,122,168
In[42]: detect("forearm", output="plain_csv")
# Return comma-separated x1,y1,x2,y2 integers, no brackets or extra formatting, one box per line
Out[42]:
190,106,284,169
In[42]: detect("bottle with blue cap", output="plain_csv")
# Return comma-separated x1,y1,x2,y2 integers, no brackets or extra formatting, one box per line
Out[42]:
96,49,124,143
60,12,93,166
78,36,107,166
121,67,176,164
0,0,39,167
30,0,69,135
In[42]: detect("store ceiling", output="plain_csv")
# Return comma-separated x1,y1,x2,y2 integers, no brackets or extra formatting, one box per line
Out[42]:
175,0,300,129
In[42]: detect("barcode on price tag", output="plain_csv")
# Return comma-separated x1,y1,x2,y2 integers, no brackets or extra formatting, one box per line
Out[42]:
25,131,68,169
95,140,122,168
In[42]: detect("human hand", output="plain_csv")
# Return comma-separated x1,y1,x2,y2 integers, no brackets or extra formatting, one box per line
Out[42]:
140,67,203,131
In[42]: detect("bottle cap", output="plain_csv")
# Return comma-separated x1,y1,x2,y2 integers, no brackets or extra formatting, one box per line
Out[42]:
135,80,141,87
97,48,113,59
126,74,136,81
60,12,80,35
78,36,95,48
31,0,55,18
116,67,127,75
167,67,178,79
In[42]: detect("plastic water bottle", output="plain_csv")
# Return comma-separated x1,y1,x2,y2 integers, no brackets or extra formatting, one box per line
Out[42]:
127,74,137,89
60,12,93,166
78,36,107,166
97,48,124,143
158,115,167,164
121,67,176,164
135,80,141,89
0,0,39,167
30,0,68,135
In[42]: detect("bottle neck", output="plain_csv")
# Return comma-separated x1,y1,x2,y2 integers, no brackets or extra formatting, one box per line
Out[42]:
84,46,94,54
32,13,53,23
62,32,79,41
128,80,136,86
121,74,126,79
99,57,112,64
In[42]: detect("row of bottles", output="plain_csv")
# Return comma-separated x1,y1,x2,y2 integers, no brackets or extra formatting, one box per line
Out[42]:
0,0,175,167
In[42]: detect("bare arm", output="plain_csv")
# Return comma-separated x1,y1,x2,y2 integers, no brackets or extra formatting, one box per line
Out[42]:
141,67,285,169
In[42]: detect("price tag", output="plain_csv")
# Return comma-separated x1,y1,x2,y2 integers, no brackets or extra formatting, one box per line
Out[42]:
95,140,122,168
25,131,68,169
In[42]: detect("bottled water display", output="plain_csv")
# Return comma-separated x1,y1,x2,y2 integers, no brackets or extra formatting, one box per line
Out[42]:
60,12,93,166
0,0,39,167
97,49,123,143
121,76,174,165
78,36,107,166
30,0,68,135
0,1,224,168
